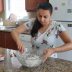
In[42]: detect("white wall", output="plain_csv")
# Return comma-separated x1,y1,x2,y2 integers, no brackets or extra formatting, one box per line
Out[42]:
49,0,72,21
57,22,72,61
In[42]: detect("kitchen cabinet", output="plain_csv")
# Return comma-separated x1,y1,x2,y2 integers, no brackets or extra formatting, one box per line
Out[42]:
0,31,31,50
0,31,5,47
25,0,49,11
0,0,4,12
0,31,18,50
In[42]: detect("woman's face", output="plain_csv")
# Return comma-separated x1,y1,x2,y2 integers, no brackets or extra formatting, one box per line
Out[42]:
37,9,52,26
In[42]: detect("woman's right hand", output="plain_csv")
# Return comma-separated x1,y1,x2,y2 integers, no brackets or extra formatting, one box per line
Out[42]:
17,40,25,53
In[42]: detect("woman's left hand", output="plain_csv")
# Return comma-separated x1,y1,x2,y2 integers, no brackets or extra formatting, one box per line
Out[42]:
42,48,55,62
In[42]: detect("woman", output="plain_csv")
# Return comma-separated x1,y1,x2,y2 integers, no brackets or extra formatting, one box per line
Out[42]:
11,2,72,61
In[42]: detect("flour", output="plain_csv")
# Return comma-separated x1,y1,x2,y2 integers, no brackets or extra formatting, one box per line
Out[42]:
24,55,42,67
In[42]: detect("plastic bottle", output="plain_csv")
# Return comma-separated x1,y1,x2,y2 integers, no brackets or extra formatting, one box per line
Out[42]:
0,18,3,26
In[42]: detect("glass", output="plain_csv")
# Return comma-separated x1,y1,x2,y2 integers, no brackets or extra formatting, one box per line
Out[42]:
4,49,13,72
4,49,21,72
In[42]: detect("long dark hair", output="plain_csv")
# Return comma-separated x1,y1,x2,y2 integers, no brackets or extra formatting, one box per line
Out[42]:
30,2,53,37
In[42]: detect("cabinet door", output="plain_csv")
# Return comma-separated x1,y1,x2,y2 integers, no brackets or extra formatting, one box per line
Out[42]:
0,31,5,47
0,0,3,12
25,0,37,11
0,31,18,50
5,32,18,50
25,0,48,12
37,0,48,4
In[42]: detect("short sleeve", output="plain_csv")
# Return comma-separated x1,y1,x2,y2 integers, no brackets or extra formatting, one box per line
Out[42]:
24,19,35,30
56,22,66,32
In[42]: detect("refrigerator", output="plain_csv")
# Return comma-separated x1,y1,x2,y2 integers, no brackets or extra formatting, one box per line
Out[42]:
49,0,72,61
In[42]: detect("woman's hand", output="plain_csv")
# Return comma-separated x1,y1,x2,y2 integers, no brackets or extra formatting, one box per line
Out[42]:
17,40,25,53
42,48,55,62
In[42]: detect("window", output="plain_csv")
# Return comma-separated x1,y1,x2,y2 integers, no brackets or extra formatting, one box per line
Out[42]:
5,0,28,20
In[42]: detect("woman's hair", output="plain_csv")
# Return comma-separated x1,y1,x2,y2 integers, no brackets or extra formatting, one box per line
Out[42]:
30,2,53,37
37,2,53,15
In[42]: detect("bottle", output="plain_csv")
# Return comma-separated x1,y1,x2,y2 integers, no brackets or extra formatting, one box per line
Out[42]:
0,18,3,26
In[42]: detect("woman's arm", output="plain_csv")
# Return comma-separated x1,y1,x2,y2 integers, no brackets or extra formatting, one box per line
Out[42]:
11,24,27,53
54,31,72,52
43,31,72,61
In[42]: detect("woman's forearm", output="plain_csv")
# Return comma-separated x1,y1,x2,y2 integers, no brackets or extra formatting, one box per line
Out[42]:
11,24,26,44
11,29,25,53
54,42,72,53
11,30,21,44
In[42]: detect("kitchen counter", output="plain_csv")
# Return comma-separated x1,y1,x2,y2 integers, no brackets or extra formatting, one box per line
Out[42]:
0,26,30,34
0,26,16,32
0,53,72,72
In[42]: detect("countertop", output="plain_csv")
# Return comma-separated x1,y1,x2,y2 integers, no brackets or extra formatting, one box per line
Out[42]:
0,26,30,34
0,26,17,32
0,49,72,72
